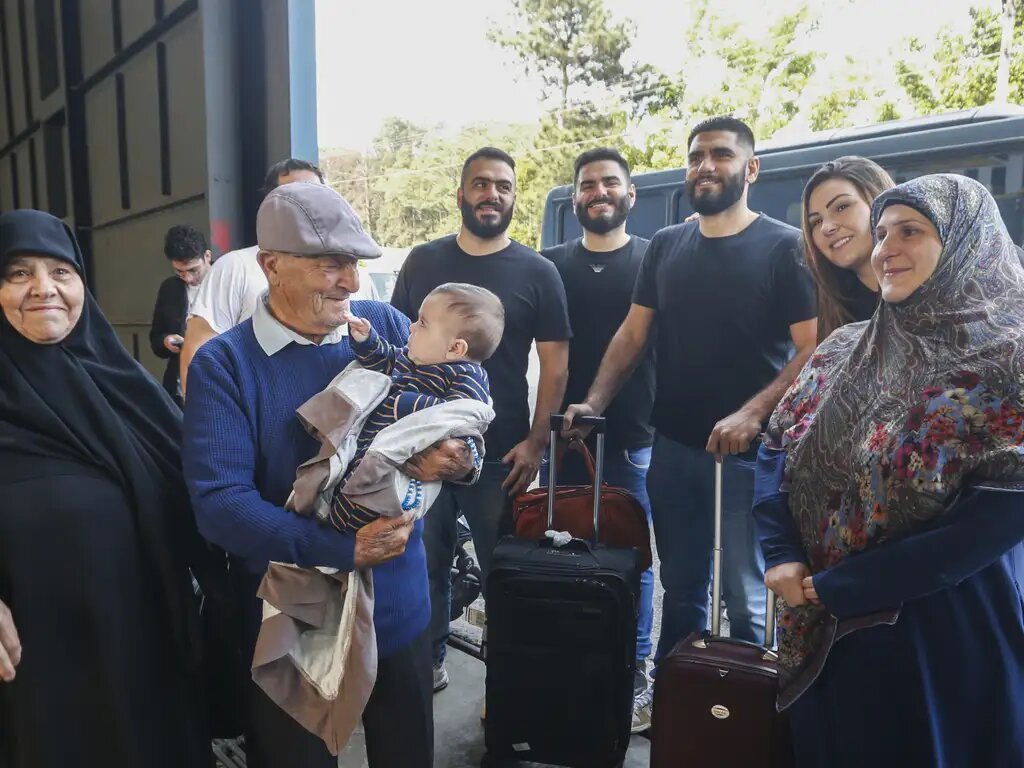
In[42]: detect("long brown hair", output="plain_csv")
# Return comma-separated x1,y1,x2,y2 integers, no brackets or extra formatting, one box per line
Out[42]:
801,156,895,343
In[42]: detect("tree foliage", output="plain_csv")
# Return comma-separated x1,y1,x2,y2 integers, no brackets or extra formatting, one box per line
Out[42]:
896,4,1024,112
322,1,1023,253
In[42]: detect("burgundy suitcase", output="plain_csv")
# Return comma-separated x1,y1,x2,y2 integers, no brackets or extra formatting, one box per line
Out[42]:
650,461,794,767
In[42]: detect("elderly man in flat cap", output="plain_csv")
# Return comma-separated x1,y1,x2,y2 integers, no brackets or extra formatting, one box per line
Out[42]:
183,182,470,768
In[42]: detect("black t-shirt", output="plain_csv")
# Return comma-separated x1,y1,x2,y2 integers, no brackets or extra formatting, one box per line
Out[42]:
837,269,880,324
542,236,655,452
391,235,572,458
632,215,816,449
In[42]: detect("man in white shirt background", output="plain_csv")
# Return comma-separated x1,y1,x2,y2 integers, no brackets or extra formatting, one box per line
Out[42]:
180,158,378,394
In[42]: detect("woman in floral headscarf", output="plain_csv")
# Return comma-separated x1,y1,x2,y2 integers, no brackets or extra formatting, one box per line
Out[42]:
754,174,1024,767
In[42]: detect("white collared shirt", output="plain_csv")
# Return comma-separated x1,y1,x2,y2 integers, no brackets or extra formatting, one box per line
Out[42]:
251,293,349,356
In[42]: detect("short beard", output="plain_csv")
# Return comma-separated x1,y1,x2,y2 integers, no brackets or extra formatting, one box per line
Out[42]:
575,195,631,235
686,167,747,216
460,198,514,239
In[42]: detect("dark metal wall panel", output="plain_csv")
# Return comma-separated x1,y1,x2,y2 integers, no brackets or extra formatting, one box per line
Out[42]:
119,0,155,51
33,0,65,119
13,142,30,204
0,0,318,377
162,13,205,200
3,1,29,135
120,48,163,212
0,143,12,207
82,77,118,220
78,0,115,79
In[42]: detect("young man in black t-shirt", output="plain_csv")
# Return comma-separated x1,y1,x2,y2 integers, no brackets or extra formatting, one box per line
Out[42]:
540,147,657,733
391,147,571,692
565,117,818,663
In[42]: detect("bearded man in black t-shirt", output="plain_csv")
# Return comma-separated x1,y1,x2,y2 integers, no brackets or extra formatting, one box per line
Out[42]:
541,147,657,733
565,117,818,664
391,147,572,692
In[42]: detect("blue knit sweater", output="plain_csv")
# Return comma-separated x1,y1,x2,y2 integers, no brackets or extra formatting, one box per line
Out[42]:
182,300,428,657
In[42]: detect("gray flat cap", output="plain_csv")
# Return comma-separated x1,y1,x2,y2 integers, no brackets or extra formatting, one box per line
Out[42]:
256,182,382,259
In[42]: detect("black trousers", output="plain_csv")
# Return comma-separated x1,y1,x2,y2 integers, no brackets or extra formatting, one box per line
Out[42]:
238,572,434,768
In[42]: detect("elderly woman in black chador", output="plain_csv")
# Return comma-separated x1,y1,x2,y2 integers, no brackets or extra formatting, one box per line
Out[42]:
0,210,211,767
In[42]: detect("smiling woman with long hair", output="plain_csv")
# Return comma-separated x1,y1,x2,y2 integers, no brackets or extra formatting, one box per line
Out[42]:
801,156,895,343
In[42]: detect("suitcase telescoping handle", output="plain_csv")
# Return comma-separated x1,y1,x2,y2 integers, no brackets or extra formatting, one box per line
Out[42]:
711,461,777,649
548,414,606,539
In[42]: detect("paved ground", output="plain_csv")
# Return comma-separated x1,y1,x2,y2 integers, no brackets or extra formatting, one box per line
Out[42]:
338,647,653,768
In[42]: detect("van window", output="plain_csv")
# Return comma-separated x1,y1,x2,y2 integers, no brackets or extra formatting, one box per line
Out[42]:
887,151,1024,245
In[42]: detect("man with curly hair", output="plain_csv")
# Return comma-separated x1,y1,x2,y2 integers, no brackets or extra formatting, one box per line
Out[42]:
150,224,212,405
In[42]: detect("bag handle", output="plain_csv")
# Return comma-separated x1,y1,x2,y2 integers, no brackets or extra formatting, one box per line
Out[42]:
554,437,599,482
547,413,606,538
711,460,777,650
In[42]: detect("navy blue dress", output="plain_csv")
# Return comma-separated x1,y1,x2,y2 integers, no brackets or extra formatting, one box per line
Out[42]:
754,447,1024,767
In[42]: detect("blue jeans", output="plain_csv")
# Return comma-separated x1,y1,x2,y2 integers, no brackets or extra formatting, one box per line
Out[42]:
424,461,512,666
539,444,655,663
647,433,766,662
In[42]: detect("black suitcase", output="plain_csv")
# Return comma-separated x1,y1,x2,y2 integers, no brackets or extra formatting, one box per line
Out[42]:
482,415,641,768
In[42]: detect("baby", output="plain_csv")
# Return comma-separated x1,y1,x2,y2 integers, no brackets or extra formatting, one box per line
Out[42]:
328,282,504,532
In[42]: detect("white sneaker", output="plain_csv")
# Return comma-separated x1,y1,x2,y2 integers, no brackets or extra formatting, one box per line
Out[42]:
631,685,653,734
432,663,449,693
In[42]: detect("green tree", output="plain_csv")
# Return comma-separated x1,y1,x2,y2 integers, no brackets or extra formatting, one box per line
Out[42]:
896,5,1024,112
488,0,640,114
650,1,818,141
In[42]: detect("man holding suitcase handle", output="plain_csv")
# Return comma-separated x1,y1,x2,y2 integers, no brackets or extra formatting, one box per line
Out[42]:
541,147,658,733
565,116,817,666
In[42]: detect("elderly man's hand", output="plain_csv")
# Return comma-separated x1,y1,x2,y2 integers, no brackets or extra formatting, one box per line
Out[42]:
404,438,473,482
0,599,21,682
354,512,416,569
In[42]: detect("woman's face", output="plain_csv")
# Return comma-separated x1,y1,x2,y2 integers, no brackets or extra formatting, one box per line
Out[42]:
806,178,874,273
0,254,85,344
871,204,943,303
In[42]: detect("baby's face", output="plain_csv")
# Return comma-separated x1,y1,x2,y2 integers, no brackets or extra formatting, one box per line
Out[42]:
408,294,466,365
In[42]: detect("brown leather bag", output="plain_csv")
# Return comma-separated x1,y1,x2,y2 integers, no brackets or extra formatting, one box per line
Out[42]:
650,461,794,767
512,436,653,571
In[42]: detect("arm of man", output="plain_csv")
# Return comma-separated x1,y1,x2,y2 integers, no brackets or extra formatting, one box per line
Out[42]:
180,315,219,397
149,279,182,358
564,304,656,434
502,340,569,495
182,347,356,570
706,317,817,456
181,252,255,397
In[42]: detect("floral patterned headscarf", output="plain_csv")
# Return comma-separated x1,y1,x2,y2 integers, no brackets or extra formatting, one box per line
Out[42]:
765,174,1024,706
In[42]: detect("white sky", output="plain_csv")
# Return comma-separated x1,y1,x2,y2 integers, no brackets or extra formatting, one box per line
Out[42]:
315,0,992,151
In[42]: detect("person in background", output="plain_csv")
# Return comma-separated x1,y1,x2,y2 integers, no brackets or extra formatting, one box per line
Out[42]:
390,146,571,693
802,156,894,343
150,224,212,405
540,146,657,733
756,174,1024,766
565,116,817,662
179,159,378,395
